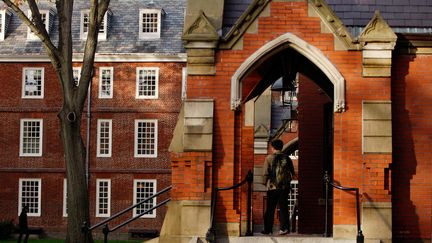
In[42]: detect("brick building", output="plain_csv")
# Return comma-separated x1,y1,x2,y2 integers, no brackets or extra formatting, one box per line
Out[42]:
160,0,432,242
0,0,186,239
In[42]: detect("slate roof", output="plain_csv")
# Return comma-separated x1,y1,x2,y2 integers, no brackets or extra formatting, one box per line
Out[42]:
222,0,432,37
327,0,432,28
0,0,186,55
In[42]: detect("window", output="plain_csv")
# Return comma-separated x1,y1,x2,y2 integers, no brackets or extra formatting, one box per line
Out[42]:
20,119,43,157
73,67,81,86
96,179,111,217
133,179,156,218
181,67,187,100
97,119,112,157
134,120,157,158
288,180,299,219
136,67,159,99
19,179,41,217
0,10,10,40
80,10,111,40
22,68,44,98
27,10,52,41
139,9,161,39
63,179,68,217
99,67,113,98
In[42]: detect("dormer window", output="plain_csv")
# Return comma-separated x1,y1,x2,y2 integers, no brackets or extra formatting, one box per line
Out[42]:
0,9,11,41
27,10,53,41
139,9,161,39
80,10,111,40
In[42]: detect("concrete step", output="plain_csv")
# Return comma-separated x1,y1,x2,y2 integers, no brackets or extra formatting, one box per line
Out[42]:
215,235,354,243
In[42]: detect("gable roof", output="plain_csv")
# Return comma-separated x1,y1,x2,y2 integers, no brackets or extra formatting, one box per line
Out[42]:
0,0,186,56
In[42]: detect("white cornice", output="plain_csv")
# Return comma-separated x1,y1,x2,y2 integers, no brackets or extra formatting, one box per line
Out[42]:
0,53,187,62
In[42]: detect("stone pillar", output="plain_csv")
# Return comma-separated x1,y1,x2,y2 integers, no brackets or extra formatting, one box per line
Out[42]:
359,11,397,77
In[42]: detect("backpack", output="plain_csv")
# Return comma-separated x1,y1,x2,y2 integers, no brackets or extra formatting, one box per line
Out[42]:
269,153,292,189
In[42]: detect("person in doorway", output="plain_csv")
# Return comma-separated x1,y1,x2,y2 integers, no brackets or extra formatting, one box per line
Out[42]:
17,205,29,243
261,139,295,235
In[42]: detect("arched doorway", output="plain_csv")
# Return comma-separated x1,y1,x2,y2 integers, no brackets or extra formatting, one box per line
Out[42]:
232,33,345,236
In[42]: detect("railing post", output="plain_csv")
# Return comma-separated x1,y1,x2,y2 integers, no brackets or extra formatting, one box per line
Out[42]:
102,224,109,243
324,171,329,237
246,170,253,236
355,189,364,243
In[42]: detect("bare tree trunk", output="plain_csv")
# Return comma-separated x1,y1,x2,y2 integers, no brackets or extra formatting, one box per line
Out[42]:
59,108,93,243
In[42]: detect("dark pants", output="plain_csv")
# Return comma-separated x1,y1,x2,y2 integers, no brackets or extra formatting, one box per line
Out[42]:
264,188,290,233
17,228,29,243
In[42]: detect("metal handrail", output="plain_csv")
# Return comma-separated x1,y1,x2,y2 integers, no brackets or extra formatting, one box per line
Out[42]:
324,171,364,243
82,185,172,243
206,170,253,243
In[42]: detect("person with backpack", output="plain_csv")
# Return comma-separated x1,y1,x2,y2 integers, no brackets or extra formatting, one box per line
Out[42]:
261,139,295,235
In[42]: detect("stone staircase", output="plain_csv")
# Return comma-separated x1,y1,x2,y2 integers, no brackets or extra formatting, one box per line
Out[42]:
144,235,369,243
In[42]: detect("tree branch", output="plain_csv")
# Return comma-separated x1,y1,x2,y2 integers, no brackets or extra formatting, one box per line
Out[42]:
2,0,60,61
77,0,110,109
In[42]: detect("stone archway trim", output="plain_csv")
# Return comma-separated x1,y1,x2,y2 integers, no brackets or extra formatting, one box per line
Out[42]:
230,33,346,112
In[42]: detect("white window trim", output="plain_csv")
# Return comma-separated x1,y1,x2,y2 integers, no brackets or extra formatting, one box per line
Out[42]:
0,10,8,41
135,67,159,99
96,119,112,157
27,10,50,41
22,67,45,99
80,10,108,40
96,179,111,217
133,179,157,218
18,178,42,217
181,67,187,100
98,67,114,98
139,9,161,39
73,67,81,86
63,178,68,217
19,118,43,157
134,119,158,158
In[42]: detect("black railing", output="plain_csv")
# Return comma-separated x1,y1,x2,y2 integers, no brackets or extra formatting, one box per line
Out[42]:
206,170,253,243
82,185,172,243
324,171,364,243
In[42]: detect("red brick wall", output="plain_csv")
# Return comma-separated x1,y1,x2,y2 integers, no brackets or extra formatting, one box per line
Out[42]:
182,0,393,233
392,54,432,240
0,61,184,236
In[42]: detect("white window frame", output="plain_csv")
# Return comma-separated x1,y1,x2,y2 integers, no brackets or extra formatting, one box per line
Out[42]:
98,67,114,98
133,179,157,218
139,9,161,39
96,179,111,217
134,119,158,158
19,119,43,157
0,9,8,41
18,178,42,217
73,67,81,86
80,10,109,40
181,67,187,100
63,178,68,217
96,119,112,157
22,67,44,99
27,10,50,41
135,67,159,99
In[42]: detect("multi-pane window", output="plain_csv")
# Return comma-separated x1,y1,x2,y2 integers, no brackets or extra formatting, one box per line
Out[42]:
133,179,156,218
136,67,159,99
288,180,299,224
97,119,112,157
22,68,44,98
80,10,109,40
63,179,68,217
99,67,113,98
27,10,50,40
20,119,43,157
134,120,157,158
0,12,3,40
19,179,41,217
73,67,81,86
96,179,111,217
139,9,161,39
